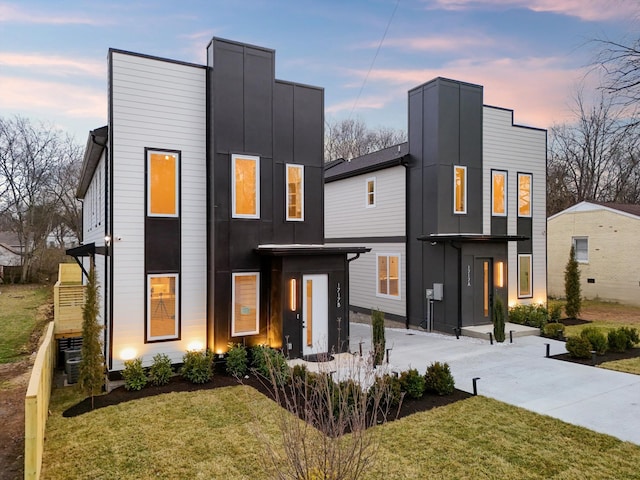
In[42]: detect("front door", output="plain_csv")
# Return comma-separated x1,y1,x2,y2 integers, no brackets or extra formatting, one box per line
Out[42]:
302,274,328,356
473,258,493,325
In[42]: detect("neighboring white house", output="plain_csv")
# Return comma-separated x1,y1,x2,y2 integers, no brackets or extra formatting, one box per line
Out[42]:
548,201,640,306
325,78,547,332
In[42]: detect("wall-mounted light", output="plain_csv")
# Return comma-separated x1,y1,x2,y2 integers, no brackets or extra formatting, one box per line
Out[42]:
104,235,111,246
495,261,504,288
120,347,136,361
289,278,297,311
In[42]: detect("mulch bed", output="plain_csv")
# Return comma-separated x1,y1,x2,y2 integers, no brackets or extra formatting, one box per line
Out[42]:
551,348,640,367
63,370,471,420
557,318,591,326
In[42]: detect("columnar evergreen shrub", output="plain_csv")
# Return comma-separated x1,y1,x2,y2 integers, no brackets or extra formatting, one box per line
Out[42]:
566,336,592,358
122,357,147,391
493,297,506,343
424,361,455,395
580,327,607,355
149,353,173,386
226,343,248,377
181,349,213,384
372,309,385,366
564,245,582,319
78,261,105,408
399,368,426,399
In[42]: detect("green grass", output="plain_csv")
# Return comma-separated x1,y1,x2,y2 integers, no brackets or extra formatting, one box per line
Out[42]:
0,284,51,363
600,357,640,375
42,386,640,479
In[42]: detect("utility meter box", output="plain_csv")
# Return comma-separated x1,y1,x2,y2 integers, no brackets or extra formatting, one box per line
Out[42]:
433,283,444,301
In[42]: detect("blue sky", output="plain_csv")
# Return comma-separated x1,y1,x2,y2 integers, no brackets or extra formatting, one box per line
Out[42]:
0,0,637,142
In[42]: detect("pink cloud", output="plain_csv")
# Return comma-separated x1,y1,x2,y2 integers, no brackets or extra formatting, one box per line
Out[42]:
0,3,106,25
372,34,496,52
0,76,106,119
425,0,638,22
0,53,105,78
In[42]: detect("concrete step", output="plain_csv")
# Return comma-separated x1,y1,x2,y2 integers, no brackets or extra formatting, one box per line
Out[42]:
461,322,540,340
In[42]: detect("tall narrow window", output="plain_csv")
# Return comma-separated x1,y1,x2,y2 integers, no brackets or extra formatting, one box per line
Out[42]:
147,274,179,341
573,237,588,263
286,164,304,221
148,151,179,217
492,170,507,216
366,177,376,207
518,173,532,217
377,254,401,299
483,260,490,317
232,273,260,336
232,154,260,218
518,254,532,298
454,165,467,214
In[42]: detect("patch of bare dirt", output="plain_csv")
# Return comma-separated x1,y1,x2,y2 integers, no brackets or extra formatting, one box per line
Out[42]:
580,303,640,325
0,302,52,480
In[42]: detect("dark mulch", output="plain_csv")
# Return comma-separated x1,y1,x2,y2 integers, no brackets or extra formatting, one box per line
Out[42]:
557,318,591,326
63,370,472,420
551,347,640,367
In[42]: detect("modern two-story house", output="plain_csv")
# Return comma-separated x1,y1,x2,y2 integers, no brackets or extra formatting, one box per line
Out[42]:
325,78,547,333
68,38,367,374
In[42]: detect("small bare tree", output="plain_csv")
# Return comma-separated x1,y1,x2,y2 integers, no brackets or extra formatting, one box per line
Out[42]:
252,350,401,480
324,118,406,162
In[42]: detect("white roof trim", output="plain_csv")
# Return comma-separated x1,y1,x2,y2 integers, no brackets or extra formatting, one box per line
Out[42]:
548,201,640,221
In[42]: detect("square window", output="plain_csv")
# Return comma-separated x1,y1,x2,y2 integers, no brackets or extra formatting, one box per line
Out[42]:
492,170,507,216
376,254,401,299
518,173,532,217
454,166,467,214
518,254,532,298
147,274,179,341
366,177,376,207
232,154,260,219
573,237,588,263
232,273,260,336
286,164,304,221
147,151,179,217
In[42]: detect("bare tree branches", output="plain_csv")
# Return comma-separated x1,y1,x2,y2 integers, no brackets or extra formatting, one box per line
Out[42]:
593,37,640,107
324,118,406,162
0,116,82,282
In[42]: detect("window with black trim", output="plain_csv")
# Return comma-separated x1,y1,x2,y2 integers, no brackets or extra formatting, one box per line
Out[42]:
518,173,532,217
492,170,507,216
147,274,179,341
147,151,179,217
454,165,467,214
518,254,532,298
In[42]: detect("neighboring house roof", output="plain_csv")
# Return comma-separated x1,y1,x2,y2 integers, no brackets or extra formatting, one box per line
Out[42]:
77,125,108,199
548,201,640,221
324,142,408,182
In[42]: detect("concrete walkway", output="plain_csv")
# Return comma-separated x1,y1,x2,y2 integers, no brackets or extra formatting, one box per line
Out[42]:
348,323,640,445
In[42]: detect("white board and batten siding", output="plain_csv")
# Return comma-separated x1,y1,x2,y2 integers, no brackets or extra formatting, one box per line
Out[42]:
325,165,407,317
110,51,207,371
483,106,547,306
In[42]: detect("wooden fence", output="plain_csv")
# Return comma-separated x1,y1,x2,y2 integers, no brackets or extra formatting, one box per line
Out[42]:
24,321,55,480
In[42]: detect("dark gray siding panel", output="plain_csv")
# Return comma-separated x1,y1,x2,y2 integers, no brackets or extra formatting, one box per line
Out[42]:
294,85,324,167
245,50,274,157
517,217,533,253
212,43,244,154
274,82,294,165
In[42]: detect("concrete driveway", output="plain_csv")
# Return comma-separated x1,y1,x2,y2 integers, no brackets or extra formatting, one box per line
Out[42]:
348,323,640,445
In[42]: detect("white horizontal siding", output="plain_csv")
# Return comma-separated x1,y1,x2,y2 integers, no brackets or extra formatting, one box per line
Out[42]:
82,151,106,246
325,166,406,239
110,51,207,371
483,107,547,306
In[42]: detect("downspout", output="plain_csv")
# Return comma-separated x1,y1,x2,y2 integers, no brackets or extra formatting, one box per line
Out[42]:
449,241,463,333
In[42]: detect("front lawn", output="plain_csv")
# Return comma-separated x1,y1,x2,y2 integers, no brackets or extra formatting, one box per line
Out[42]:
43,385,640,479
0,284,51,364
562,299,640,337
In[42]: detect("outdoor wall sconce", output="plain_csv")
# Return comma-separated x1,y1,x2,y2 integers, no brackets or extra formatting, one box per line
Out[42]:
289,278,297,311
104,235,111,246
120,347,136,361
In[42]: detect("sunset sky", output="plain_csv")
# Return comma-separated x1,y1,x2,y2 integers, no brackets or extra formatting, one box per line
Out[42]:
0,0,637,141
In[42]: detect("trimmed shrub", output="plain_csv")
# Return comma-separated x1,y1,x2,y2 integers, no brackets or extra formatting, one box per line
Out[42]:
181,349,213,384
580,327,607,355
508,304,548,328
493,297,506,343
608,329,629,353
399,368,426,399
542,322,565,340
226,343,248,377
549,303,563,323
251,345,289,385
566,336,592,359
335,379,364,414
372,309,385,366
621,327,640,348
369,373,402,409
122,357,147,391
148,353,173,386
424,361,455,396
